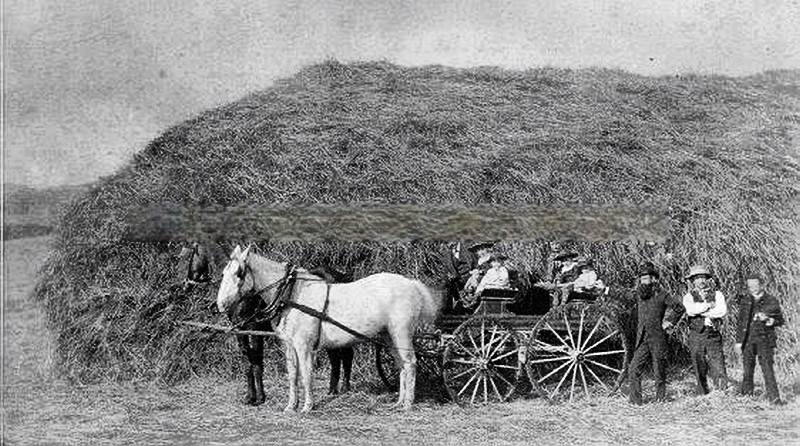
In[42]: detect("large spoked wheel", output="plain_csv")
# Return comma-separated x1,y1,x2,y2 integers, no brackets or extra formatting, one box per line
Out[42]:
442,314,523,405
526,301,628,402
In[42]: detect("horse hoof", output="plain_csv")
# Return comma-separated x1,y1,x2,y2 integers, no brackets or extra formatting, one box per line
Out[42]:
283,405,297,413
327,388,338,396
341,384,351,393
300,406,313,414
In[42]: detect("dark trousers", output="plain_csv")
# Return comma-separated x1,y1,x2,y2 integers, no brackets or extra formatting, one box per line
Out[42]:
688,329,728,395
628,335,667,404
741,340,780,402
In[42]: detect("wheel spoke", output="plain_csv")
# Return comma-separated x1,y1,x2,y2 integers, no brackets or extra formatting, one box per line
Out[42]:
569,361,578,402
549,361,575,399
491,369,514,389
584,362,609,391
583,349,626,358
480,318,486,355
488,374,503,400
580,316,604,350
458,370,480,397
490,346,519,362
450,340,479,360
577,308,586,351
537,357,574,384
585,358,622,374
449,366,479,381
448,357,482,365
528,355,572,365
492,364,520,370
545,322,572,351
485,324,499,358
488,332,513,359
563,313,576,349
483,374,488,404
470,373,481,404
579,363,590,398
531,339,569,354
584,330,619,353
467,329,480,353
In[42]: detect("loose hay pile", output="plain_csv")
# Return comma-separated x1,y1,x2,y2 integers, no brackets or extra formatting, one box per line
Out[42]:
33,61,800,386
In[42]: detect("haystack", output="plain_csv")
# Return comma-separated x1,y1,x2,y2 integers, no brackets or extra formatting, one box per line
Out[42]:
34,61,800,385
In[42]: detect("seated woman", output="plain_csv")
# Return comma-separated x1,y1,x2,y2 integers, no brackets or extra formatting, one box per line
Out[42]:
475,254,512,296
569,257,607,300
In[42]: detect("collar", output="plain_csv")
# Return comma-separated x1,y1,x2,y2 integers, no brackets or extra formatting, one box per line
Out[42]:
752,291,765,300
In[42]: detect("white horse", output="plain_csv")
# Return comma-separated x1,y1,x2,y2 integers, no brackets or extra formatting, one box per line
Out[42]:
216,245,440,413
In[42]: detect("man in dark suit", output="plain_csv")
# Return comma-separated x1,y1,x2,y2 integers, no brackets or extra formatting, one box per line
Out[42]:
735,274,785,404
628,262,684,404
441,241,478,313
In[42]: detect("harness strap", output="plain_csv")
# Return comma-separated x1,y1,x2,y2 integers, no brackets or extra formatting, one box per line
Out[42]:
314,284,332,350
285,301,391,349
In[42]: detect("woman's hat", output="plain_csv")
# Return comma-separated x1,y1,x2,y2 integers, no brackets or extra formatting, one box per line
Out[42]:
553,251,580,261
468,241,498,252
685,264,712,280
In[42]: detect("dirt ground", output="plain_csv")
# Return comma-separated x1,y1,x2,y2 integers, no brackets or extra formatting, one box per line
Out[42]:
3,236,800,445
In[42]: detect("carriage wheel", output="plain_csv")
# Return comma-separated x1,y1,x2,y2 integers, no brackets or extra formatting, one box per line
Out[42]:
526,301,628,402
442,314,522,405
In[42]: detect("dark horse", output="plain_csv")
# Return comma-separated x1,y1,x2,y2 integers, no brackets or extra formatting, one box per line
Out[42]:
222,262,356,406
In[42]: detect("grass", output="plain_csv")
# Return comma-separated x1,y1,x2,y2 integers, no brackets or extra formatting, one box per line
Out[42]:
6,237,800,445
31,61,800,386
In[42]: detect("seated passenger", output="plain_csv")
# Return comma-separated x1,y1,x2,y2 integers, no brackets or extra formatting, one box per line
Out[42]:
571,258,606,296
462,241,498,296
476,254,511,296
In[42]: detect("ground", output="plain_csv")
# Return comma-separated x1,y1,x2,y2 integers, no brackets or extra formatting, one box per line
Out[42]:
3,237,800,445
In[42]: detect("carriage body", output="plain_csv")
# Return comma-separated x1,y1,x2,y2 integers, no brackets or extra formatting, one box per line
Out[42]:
375,285,631,405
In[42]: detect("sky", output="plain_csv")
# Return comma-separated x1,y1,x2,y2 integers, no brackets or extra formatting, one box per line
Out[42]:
4,0,800,187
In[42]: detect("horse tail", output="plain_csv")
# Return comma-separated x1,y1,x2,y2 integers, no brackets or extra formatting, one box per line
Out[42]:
413,281,441,328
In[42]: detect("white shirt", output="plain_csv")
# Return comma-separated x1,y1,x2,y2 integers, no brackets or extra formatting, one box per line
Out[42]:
683,290,727,326
574,270,604,291
476,266,510,294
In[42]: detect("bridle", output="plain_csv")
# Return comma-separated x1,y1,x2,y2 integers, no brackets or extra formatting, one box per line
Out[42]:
227,260,297,330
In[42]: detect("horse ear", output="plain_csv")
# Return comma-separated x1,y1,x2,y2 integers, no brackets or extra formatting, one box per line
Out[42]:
231,245,242,259
241,244,252,261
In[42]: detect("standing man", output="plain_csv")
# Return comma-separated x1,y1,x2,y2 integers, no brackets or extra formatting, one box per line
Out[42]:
441,241,478,313
735,274,785,404
683,265,729,395
628,262,683,404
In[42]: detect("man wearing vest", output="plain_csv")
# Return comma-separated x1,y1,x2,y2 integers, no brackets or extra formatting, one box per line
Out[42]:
735,274,785,404
628,262,684,404
682,265,729,395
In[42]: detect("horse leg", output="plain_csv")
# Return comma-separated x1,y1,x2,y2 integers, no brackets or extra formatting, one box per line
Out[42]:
252,336,266,405
391,330,417,410
341,347,354,393
283,341,299,412
297,343,315,413
327,349,341,395
237,335,257,406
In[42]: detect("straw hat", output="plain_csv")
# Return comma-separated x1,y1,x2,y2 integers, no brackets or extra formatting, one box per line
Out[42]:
685,265,712,280
468,241,498,252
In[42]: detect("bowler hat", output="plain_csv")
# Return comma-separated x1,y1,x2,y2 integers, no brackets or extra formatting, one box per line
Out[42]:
638,262,659,278
685,265,712,280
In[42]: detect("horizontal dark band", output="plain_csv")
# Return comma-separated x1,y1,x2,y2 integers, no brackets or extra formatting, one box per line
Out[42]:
124,204,669,243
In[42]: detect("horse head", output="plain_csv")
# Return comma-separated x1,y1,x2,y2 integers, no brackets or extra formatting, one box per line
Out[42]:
216,244,291,314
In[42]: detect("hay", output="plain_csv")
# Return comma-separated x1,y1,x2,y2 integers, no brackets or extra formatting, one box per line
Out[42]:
33,61,800,385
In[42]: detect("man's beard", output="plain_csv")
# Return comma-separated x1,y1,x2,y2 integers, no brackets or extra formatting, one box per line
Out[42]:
638,283,656,300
